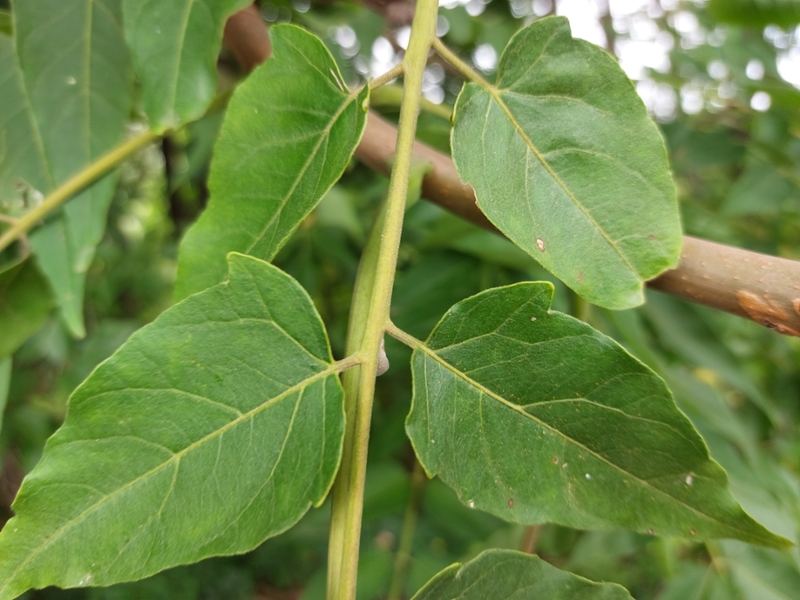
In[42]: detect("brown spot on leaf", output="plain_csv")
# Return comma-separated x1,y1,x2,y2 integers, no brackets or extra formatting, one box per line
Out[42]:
577,272,583,282
535,237,545,252
508,498,514,507
552,456,559,465
689,529,696,536
794,298,800,316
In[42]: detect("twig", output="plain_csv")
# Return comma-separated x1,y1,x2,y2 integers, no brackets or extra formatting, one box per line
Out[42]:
221,4,800,337
519,524,541,554
0,130,159,254
370,62,405,90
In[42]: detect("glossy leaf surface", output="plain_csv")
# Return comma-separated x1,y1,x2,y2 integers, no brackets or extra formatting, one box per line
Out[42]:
405,283,789,548
0,1,132,337
175,24,369,300
412,550,632,600
451,17,681,309
123,0,250,128
0,253,345,598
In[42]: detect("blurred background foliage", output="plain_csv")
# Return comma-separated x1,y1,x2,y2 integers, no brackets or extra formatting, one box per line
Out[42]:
1,0,799,598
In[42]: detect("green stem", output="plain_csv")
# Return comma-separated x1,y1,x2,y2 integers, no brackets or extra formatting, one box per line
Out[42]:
386,322,424,350
326,201,387,599
431,37,490,88
334,353,364,373
0,129,160,253
325,0,439,597
370,62,405,90
519,524,541,554
387,459,427,600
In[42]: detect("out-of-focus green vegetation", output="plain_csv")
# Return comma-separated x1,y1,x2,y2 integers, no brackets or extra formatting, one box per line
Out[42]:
1,0,799,598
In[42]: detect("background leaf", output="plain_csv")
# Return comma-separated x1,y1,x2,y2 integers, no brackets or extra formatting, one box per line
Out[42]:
0,253,345,598
709,0,800,28
411,549,633,600
0,0,133,337
174,24,369,301
405,282,789,548
122,0,250,129
451,16,681,309
0,358,10,433
0,258,55,361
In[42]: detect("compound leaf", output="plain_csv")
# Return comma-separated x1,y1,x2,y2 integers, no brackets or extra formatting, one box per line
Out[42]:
412,550,633,600
451,17,681,309
0,0,133,337
0,253,346,598
175,24,369,300
123,0,250,129
404,283,790,549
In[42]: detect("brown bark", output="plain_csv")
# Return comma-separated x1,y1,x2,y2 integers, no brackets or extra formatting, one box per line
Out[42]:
222,4,800,337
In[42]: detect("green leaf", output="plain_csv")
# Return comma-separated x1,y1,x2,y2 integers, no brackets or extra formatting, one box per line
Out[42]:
0,0,133,337
404,282,790,549
175,25,369,301
0,258,55,360
721,159,800,216
721,540,800,600
450,17,681,309
709,0,800,28
0,357,10,432
411,549,633,600
123,0,250,129
0,253,346,598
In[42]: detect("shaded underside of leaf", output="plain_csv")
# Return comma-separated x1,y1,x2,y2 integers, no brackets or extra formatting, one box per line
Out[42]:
411,549,633,600
175,24,369,301
122,0,250,129
0,253,345,598
451,16,681,309
405,282,790,549
1,0,132,337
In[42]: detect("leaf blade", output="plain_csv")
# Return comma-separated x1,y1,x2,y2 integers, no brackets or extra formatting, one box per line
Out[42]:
1,0,133,337
122,0,250,128
451,17,681,309
174,24,369,300
405,282,790,549
0,253,346,598
0,258,55,360
411,549,633,600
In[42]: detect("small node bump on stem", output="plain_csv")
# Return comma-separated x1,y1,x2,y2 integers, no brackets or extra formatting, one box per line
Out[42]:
376,337,390,376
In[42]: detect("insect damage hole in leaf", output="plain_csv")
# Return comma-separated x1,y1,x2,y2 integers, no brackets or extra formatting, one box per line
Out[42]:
449,16,682,310
401,282,790,549
0,253,346,598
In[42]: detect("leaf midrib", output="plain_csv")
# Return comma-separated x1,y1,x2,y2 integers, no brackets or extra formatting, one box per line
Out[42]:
0,363,337,593
243,85,363,258
471,80,641,278
416,343,768,541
